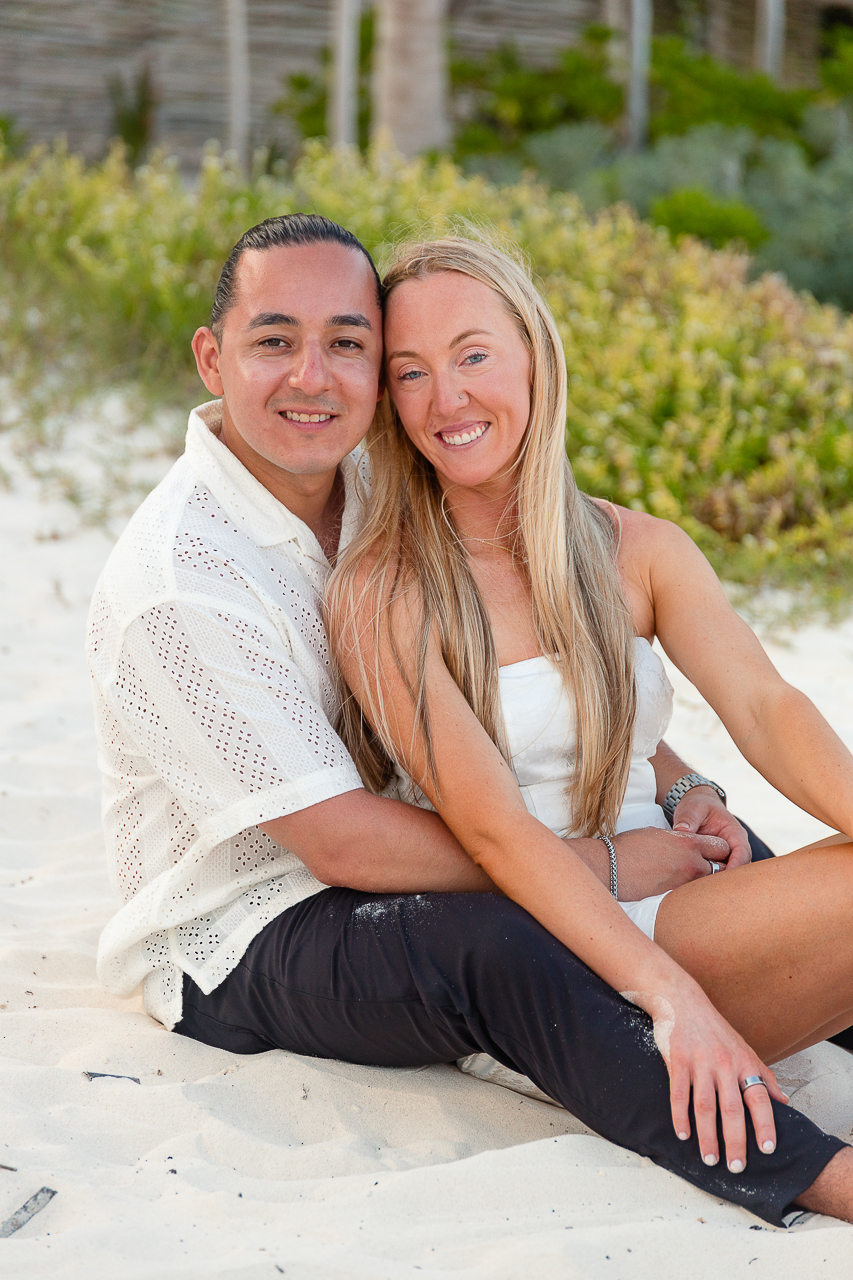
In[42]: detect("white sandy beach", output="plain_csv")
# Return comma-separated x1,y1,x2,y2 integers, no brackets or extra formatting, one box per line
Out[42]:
3,447,853,1278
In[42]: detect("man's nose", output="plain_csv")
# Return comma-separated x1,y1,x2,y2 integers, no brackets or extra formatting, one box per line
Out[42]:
287,343,333,396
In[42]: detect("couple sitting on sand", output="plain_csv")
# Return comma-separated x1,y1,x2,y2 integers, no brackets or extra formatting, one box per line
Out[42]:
89,213,853,1226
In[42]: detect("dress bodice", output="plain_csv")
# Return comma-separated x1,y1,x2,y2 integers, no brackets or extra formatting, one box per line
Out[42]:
498,638,673,837
388,637,674,838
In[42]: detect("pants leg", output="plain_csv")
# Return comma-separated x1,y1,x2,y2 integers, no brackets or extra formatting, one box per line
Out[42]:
175,887,844,1226
739,821,775,862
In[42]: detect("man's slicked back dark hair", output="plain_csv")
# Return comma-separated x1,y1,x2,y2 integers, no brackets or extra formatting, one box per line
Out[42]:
210,213,383,340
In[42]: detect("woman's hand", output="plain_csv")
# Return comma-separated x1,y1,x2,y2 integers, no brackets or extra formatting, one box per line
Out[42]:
631,980,789,1172
612,827,730,898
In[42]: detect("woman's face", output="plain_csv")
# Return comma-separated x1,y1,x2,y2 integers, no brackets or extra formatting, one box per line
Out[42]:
384,270,532,492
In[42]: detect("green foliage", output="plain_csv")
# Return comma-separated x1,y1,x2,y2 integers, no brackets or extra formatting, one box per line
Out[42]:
819,25,853,100
3,140,853,602
0,116,28,158
650,187,769,251
276,69,328,144
565,122,853,312
272,9,375,149
648,37,812,143
452,27,622,160
107,65,156,167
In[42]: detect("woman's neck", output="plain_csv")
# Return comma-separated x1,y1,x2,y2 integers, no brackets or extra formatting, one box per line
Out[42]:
442,479,520,554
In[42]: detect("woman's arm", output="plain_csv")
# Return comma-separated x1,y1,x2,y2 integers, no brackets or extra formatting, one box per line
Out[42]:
621,511,853,838
332,580,786,1169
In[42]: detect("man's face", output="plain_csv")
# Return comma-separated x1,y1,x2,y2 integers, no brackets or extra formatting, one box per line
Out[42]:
192,242,383,489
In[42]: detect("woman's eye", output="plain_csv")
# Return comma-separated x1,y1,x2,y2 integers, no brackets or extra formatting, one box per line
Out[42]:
398,369,424,382
464,351,488,366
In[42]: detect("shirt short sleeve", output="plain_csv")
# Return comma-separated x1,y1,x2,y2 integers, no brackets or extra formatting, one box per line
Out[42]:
109,596,363,846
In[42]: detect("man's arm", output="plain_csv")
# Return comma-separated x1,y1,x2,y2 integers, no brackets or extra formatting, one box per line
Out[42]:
261,790,498,892
650,740,752,868
260,744,733,901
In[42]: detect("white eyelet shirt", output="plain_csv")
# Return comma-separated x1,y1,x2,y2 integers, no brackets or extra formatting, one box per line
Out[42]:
87,400,365,1030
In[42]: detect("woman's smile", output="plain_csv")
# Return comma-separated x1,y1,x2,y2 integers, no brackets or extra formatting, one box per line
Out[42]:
434,420,490,448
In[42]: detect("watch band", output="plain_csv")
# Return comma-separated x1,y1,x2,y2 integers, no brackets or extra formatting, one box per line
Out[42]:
662,773,727,819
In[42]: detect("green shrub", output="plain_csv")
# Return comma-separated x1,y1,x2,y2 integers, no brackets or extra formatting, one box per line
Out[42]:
650,187,769,250
271,8,376,151
107,66,156,167
3,139,853,605
649,36,813,143
451,26,622,161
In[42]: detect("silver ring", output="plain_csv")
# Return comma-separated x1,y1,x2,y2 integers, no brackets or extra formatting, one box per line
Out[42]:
740,1075,767,1094
709,861,721,875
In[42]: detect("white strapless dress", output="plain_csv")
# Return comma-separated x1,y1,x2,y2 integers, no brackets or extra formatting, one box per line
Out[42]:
390,637,675,940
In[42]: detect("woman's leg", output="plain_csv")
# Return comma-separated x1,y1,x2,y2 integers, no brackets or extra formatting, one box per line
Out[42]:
654,841,853,1062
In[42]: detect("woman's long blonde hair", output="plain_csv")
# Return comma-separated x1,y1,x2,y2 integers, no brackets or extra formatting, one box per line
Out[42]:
327,236,637,838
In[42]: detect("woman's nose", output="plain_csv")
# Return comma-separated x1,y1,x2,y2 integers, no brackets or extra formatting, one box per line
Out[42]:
433,373,467,416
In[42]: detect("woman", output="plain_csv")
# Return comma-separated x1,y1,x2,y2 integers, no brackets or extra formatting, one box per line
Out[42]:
327,236,853,1220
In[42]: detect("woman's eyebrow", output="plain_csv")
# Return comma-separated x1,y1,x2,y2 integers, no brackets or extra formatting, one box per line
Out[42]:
450,328,492,347
387,329,493,362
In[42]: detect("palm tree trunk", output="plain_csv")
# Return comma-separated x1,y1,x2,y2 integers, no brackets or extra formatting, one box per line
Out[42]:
754,0,786,81
627,0,652,151
373,0,450,156
329,0,360,147
225,0,250,171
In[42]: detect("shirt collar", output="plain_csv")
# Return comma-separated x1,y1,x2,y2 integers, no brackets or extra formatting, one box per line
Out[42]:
183,399,365,563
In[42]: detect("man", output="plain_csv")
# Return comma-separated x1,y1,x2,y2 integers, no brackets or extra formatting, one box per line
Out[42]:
88,214,847,1224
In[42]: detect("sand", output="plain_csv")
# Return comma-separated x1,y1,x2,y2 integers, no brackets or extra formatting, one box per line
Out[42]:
2,453,853,1278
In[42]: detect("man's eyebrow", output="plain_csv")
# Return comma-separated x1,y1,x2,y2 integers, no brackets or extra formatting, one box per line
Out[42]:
246,312,373,332
388,330,493,362
247,312,299,330
327,313,372,329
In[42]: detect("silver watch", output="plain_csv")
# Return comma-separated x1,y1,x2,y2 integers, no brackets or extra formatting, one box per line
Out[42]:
662,773,726,819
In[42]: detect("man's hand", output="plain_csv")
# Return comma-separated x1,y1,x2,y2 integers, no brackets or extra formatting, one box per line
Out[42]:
568,826,730,899
670,786,751,869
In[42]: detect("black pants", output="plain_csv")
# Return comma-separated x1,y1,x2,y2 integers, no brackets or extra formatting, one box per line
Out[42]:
175,886,844,1226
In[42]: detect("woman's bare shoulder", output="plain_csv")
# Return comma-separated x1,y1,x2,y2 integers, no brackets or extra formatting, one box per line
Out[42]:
589,499,693,561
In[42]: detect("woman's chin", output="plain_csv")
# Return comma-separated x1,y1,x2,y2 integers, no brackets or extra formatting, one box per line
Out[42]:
433,461,509,492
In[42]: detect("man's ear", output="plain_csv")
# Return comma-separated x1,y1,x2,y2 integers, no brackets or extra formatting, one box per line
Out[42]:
192,327,224,396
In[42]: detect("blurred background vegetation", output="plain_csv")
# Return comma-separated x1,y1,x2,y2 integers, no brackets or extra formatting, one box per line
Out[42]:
4,13,853,611
279,23,853,312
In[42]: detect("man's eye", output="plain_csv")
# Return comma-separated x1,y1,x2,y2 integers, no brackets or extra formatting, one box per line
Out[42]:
259,337,288,348
333,339,363,350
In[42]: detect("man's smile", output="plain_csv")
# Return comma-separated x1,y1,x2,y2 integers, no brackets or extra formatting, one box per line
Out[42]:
281,410,337,424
